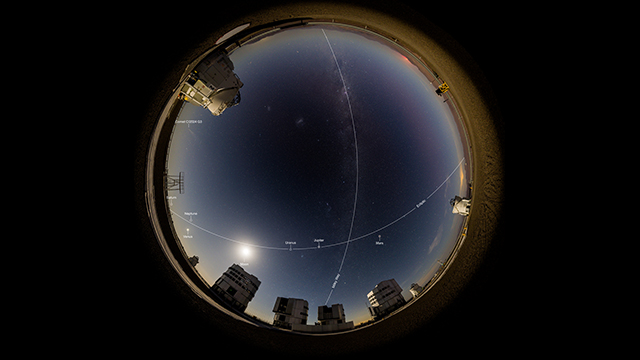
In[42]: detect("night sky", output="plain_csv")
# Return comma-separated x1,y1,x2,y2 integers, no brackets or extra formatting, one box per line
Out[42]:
167,24,470,325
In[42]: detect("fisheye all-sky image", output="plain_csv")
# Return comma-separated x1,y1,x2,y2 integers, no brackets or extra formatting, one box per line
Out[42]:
166,23,471,327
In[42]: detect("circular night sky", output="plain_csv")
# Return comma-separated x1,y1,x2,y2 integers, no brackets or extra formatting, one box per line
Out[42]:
167,23,470,325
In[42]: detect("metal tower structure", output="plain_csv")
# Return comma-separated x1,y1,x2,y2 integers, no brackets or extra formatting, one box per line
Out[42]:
166,172,184,193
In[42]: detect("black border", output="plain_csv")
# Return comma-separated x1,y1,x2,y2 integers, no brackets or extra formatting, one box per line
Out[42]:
126,1,512,355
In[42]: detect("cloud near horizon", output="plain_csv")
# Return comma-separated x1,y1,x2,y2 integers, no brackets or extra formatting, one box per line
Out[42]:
428,223,444,254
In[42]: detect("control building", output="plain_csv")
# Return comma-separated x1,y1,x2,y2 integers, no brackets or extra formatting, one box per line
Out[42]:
367,279,407,320
272,297,309,329
450,195,471,216
210,264,260,312
179,49,243,116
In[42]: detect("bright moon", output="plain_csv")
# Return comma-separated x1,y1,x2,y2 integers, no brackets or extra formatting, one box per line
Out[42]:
241,246,250,257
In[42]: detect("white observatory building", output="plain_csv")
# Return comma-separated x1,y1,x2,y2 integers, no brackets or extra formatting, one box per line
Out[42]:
367,279,407,320
409,283,423,298
450,195,471,216
290,304,354,333
179,50,243,116
272,297,309,329
210,264,260,312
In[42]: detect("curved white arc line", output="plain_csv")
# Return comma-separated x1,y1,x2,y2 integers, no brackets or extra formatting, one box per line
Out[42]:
322,28,359,304
168,157,464,252
170,210,290,251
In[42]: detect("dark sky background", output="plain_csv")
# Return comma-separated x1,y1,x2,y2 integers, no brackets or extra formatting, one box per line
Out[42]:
167,24,469,324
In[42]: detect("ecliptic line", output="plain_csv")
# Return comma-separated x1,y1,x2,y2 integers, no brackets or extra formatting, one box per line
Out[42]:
424,157,465,201
169,210,295,250
317,157,465,248
169,157,464,252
